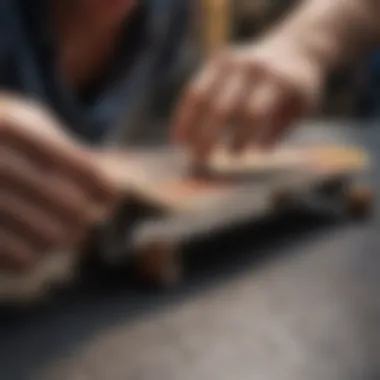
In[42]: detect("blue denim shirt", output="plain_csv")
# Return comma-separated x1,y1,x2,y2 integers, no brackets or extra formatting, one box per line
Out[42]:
366,51,380,117
0,0,189,144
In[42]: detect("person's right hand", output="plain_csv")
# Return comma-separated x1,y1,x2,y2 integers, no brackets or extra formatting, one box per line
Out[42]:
0,95,120,272
172,30,327,163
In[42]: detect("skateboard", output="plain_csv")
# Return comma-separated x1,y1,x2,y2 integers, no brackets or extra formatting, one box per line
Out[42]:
0,143,372,304
96,143,373,287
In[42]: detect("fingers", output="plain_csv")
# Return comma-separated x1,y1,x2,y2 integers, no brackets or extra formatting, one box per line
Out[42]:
0,230,36,271
0,178,96,272
1,147,109,224
0,146,112,252
172,53,253,162
192,68,250,164
0,107,118,203
171,49,311,164
260,91,303,149
0,189,66,252
171,57,228,145
0,172,98,273
234,79,286,151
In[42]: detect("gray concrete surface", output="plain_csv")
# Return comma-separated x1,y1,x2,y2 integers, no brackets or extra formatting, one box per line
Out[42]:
1,121,380,380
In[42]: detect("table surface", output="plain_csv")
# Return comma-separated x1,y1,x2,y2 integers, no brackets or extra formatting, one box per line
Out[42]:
1,121,380,380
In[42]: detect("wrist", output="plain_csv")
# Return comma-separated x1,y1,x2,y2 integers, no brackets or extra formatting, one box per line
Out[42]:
290,25,345,73
265,21,339,75
250,30,327,110
268,0,380,73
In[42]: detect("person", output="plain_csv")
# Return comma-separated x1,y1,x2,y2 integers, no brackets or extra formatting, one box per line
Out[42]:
1,0,379,272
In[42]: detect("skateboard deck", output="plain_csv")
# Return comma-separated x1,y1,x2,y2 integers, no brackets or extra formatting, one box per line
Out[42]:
99,144,368,212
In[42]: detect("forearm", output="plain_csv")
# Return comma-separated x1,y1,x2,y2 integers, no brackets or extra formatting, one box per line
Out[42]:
268,0,380,70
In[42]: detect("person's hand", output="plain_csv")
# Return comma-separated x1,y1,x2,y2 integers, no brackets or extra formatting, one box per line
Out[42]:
0,95,120,272
171,34,326,163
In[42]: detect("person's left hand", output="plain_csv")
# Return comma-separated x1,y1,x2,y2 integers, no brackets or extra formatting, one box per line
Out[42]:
0,95,122,272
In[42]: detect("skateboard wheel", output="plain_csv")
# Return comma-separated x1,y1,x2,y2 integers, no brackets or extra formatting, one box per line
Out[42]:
137,241,182,287
317,178,348,197
345,185,374,219
271,188,294,211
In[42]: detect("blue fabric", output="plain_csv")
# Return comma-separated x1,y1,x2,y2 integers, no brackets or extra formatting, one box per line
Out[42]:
0,0,189,143
359,51,380,117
